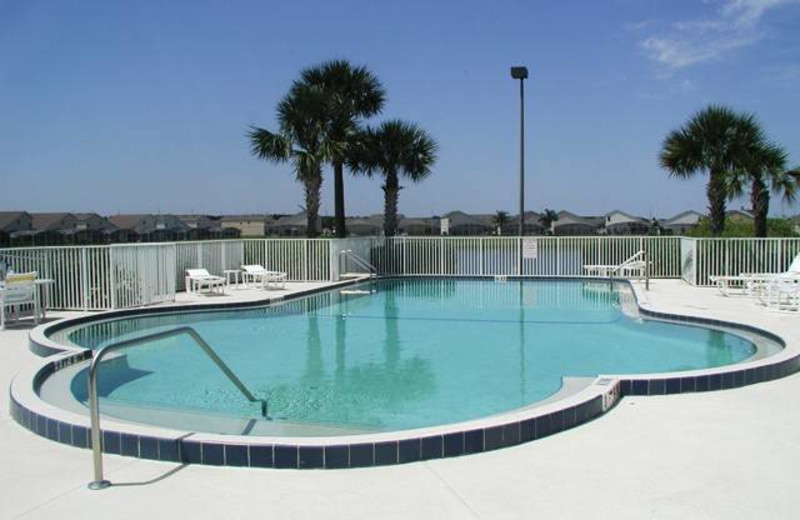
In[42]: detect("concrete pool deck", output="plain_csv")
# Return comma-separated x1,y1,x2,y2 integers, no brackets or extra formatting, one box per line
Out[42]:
2,279,800,519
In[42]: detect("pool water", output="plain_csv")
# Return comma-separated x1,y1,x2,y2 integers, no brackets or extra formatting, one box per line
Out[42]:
63,279,756,434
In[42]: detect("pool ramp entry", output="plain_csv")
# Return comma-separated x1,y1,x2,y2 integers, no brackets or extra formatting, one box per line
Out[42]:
87,326,267,490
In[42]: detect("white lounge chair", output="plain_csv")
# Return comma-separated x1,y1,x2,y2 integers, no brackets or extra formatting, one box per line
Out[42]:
583,251,646,279
185,268,226,295
763,275,800,311
241,265,287,289
711,253,800,297
1,272,40,330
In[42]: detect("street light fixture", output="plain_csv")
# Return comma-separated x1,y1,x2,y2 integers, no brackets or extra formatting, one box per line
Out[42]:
510,66,528,277
510,66,527,239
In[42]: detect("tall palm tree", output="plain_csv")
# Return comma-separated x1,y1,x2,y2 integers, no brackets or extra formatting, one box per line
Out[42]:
727,136,799,237
493,211,510,235
299,60,386,238
248,83,333,237
539,209,558,235
660,105,760,236
349,120,437,237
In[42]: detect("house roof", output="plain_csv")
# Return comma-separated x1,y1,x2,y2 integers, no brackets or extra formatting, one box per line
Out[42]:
0,211,29,230
108,214,150,230
220,214,267,222
661,210,704,225
604,210,647,222
442,211,492,228
29,213,72,231
555,211,602,228
267,212,317,228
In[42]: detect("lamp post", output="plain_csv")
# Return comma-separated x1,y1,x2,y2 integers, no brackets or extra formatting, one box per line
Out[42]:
510,66,528,270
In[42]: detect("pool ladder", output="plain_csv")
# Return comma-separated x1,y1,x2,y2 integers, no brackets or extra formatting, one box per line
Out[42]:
87,326,267,490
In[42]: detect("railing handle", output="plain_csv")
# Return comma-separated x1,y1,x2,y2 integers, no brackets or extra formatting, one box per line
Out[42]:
87,326,266,490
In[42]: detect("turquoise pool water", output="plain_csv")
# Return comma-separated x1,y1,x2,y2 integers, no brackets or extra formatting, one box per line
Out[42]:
64,279,756,434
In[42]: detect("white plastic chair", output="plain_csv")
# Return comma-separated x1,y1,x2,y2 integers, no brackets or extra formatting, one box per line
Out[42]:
1,272,40,330
185,268,226,295
241,265,287,289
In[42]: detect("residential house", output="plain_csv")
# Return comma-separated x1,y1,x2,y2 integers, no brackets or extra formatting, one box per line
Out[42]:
604,210,650,235
0,211,32,246
501,212,546,236
661,210,704,235
108,214,189,242
220,215,266,237
440,211,493,236
398,217,439,236
348,215,384,236
27,213,78,245
266,212,319,237
72,213,123,244
552,211,603,236
177,215,240,240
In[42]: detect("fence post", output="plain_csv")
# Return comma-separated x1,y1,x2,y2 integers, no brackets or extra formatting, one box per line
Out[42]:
303,240,309,281
556,237,561,276
81,248,89,311
480,237,484,276
109,246,117,309
440,237,444,275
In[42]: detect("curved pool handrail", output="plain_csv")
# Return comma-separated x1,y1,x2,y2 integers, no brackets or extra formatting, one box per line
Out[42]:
87,325,267,490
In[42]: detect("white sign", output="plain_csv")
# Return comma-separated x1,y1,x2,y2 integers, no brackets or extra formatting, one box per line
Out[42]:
440,218,450,235
522,238,538,259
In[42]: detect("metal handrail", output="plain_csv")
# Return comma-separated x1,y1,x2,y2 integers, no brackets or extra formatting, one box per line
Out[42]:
339,249,377,278
87,326,267,490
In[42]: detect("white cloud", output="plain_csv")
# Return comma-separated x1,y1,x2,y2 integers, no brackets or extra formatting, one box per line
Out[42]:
639,0,798,73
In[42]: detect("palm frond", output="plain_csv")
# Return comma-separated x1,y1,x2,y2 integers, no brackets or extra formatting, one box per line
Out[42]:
247,126,292,163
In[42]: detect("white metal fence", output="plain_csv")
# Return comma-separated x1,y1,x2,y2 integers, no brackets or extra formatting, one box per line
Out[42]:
1,236,799,311
363,236,682,278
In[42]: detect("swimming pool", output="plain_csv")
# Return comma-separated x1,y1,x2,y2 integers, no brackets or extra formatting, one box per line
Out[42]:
49,279,761,436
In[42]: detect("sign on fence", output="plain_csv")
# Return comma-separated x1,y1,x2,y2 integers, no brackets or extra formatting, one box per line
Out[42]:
522,238,538,259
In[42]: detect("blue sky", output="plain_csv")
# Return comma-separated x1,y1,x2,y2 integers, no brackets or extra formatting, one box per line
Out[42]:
1,0,799,218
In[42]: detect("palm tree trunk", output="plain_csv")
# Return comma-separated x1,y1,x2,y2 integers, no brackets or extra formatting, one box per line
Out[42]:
750,176,769,237
708,168,727,236
304,172,322,238
383,171,400,237
334,160,346,238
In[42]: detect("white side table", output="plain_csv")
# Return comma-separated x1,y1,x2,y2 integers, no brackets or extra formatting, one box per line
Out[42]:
223,270,241,289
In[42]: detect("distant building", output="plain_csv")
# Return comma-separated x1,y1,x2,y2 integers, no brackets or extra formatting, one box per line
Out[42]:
348,215,384,236
220,215,266,237
108,214,189,242
661,210,704,235
0,211,32,246
604,210,650,235
266,212,319,237
72,213,124,244
440,211,493,236
501,212,545,236
726,209,754,223
553,211,603,236
398,217,439,236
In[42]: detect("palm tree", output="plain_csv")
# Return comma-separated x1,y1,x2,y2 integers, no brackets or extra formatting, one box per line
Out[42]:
248,83,333,237
349,120,437,237
539,209,558,235
727,135,799,237
660,105,760,236
493,211,510,235
299,60,386,238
